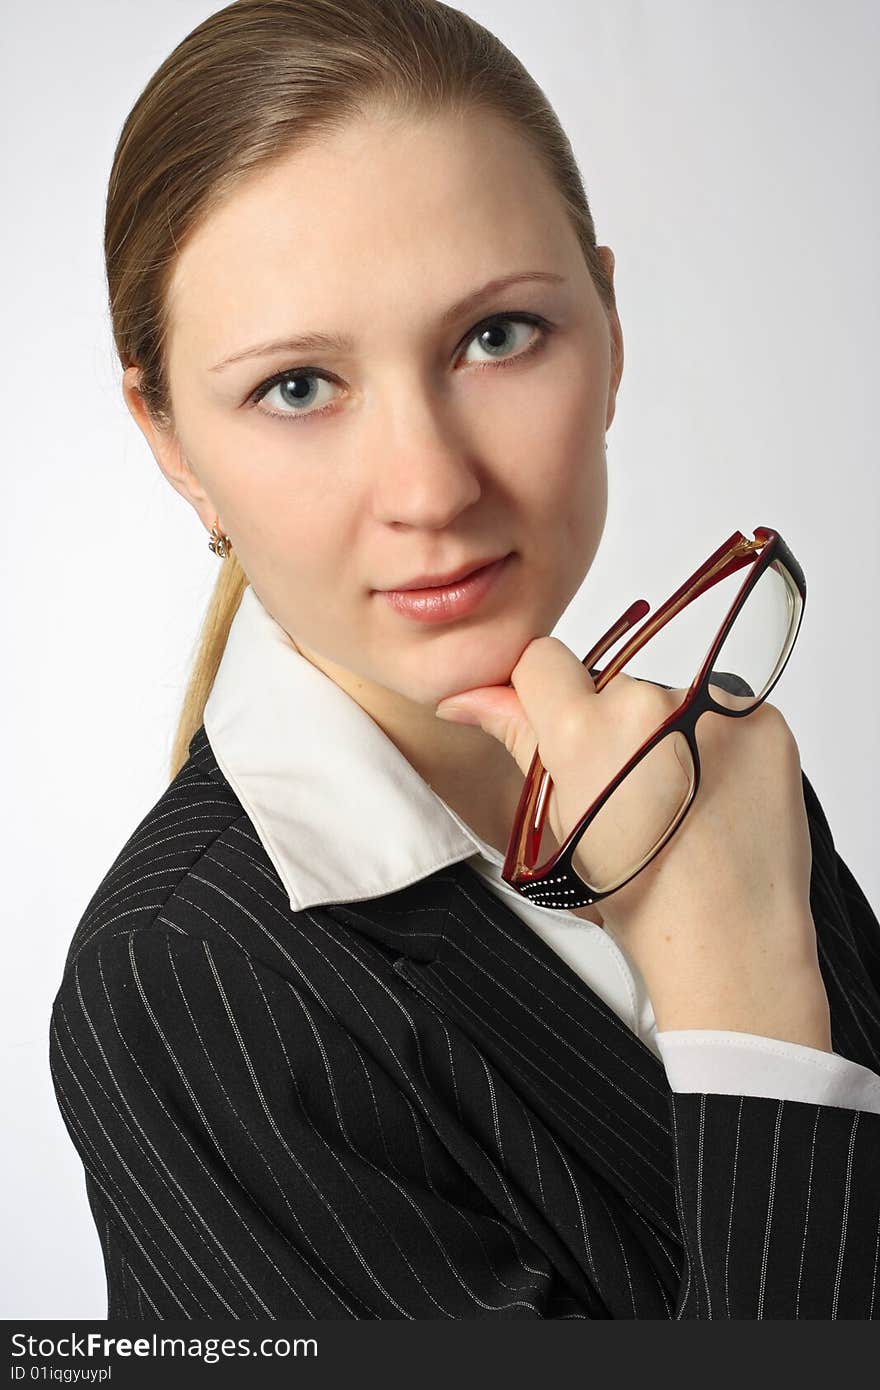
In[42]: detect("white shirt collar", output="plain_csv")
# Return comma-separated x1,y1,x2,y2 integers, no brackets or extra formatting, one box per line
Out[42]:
203,583,498,912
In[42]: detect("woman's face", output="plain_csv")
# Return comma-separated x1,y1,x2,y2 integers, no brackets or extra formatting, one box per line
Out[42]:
127,109,622,724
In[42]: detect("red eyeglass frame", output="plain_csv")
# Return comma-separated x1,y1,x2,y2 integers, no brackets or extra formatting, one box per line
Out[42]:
500,526,807,910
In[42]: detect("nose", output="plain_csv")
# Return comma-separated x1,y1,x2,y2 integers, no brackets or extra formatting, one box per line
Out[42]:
367,391,485,528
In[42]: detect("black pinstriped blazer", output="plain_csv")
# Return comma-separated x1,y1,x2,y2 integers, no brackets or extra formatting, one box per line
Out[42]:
49,724,880,1319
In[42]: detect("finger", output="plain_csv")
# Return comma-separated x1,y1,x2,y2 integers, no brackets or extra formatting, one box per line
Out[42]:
506,636,601,753
434,636,599,781
435,685,539,779
437,636,596,721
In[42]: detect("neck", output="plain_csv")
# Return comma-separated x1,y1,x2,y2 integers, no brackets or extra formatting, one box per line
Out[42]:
288,632,530,850
387,716,527,855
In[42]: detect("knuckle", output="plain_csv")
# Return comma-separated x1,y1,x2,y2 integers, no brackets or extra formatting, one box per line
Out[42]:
758,698,790,733
555,700,590,747
520,634,565,668
622,675,680,727
755,699,800,754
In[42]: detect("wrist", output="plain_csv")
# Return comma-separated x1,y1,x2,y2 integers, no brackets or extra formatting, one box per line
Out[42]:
650,962,834,1053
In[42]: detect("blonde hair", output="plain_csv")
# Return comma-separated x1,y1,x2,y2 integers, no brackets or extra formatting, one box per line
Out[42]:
104,0,617,782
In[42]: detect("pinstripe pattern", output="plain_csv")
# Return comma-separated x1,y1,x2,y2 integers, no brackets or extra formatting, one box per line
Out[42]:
49,725,880,1318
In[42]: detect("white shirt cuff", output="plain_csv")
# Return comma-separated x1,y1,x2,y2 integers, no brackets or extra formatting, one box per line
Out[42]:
654,1029,880,1116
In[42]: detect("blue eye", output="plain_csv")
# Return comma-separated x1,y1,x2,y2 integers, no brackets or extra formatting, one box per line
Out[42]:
251,368,335,421
248,311,553,423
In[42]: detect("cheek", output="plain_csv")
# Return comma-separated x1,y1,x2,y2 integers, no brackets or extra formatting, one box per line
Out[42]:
501,354,607,499
569,451,608,558
513,426,607,597
223,478,354,599
511,422,607,533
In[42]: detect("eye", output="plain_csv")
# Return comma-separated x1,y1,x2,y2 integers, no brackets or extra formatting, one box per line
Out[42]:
459,313,548,369
250,366,337,422
248,311,553,423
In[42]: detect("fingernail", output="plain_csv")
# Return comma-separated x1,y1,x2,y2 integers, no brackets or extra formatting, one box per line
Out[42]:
434,702,476,724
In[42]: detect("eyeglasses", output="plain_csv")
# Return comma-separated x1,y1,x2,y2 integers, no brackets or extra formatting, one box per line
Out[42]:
500,526,806,910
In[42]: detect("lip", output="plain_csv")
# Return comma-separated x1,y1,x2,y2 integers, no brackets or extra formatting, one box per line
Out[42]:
379,554,508,591
375,553,513,624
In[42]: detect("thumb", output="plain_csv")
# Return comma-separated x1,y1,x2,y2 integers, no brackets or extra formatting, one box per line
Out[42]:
434,685,539,780
434,636,599,781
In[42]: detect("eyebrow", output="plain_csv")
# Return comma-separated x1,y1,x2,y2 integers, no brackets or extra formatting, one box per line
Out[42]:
208,270,567,371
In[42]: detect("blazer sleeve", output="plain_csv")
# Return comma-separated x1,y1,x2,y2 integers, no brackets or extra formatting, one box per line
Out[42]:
667,775,880,1320
48,924,590,1320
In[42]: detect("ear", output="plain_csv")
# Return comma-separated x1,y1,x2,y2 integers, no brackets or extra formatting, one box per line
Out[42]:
121,366,223,535
595,246,624,431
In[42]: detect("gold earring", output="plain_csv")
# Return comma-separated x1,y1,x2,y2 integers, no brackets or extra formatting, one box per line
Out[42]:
208,522,232,560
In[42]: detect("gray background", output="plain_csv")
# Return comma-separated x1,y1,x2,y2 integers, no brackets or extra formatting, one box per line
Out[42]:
3,0,878,1319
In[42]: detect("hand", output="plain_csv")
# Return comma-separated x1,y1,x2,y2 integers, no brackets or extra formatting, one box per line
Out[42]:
435,637,833,1048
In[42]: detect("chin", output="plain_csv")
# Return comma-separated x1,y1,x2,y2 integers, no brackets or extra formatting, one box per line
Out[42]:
400,650,521,709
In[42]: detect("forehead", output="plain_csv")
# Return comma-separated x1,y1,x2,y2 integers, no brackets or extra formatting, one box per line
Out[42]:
165,111,579,360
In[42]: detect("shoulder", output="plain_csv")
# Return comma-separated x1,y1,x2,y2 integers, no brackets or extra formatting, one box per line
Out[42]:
49,725,308,1101
49,724,408,1053
54,724,257,979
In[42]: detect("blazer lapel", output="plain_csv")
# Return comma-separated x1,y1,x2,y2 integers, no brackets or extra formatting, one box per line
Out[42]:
329,859,682,1248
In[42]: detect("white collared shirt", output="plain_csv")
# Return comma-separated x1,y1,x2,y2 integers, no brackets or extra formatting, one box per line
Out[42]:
203,584,880,1115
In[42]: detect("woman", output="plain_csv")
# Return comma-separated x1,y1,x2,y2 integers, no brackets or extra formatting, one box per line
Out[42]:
49,0,880,1319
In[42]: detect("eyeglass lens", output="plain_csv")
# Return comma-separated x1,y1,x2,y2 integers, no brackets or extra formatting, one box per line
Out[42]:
568,558,802,894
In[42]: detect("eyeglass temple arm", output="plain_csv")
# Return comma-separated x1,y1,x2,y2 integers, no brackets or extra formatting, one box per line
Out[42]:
517,527,774,868
586,527,771,691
